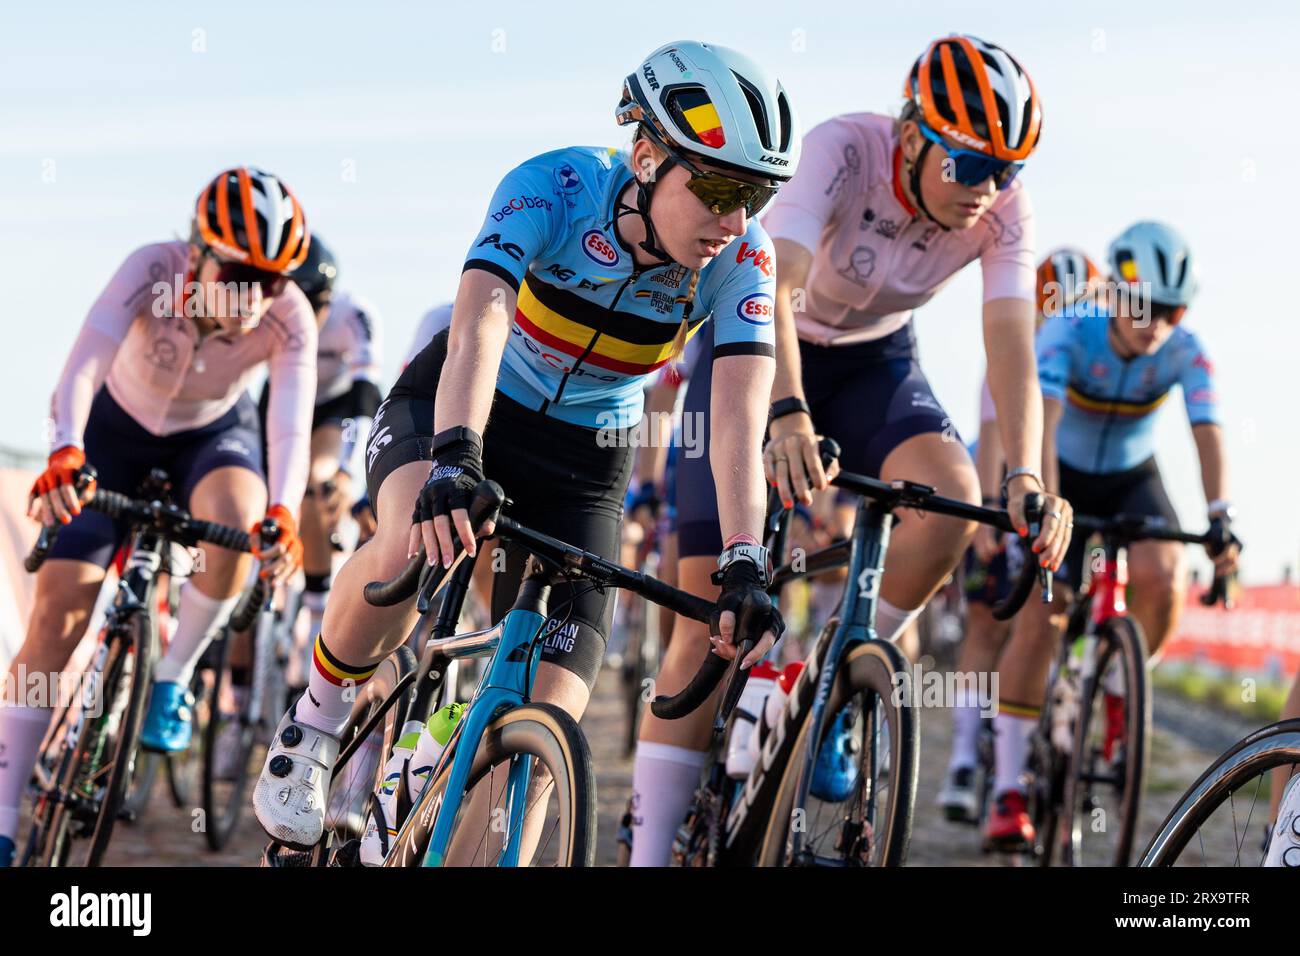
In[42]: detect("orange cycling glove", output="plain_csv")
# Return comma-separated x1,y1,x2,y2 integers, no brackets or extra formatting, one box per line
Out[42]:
30,446,95,518
250,503,304,577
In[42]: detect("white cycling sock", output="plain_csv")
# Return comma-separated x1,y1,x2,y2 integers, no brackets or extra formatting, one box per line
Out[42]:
295,634,377,737
873,597,922,644
993,712,1035,797
628,741,708,867
0,705,52,839
292,587,329,688
154,585,240,685
947,688,982,772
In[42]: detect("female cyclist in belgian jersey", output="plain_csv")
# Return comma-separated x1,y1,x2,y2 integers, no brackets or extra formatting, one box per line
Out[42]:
988,221,1241,849
252,41,800,860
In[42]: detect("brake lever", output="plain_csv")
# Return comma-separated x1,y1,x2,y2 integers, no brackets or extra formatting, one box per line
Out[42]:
714,638,755,734
1024,493,1052,605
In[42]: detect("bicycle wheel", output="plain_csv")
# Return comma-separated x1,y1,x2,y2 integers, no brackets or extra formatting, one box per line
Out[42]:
1140,719,1300,866
166,664,211,810
120,751,161,823
1060,617,1149,866
201,629,257,851
314,646,418,861
758,638,919,867
396,703,597,867
38,611,155,867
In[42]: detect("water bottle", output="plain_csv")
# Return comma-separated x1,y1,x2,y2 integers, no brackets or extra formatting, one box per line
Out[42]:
359,703,465,866
724,662,779,778
747,661,805,764
406,702,466,798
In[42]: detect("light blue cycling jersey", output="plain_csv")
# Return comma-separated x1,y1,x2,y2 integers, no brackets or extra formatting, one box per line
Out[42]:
462,146,777,429
1037,301,1219,474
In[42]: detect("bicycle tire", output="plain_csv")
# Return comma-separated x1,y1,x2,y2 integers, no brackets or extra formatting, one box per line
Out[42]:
389,702,597,867
1060,616,1149,866
1139,718,1300,866
757,638,919,867
201,629,257,851
39,611,155,867
120,751,161,823
166,665,210,810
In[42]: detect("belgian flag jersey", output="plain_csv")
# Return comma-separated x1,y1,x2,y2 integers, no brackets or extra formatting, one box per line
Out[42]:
462,146,777,429
1037,300,1220,474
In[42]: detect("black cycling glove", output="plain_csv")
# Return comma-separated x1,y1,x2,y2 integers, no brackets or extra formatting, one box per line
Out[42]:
709,560,784,649
412,429,485,539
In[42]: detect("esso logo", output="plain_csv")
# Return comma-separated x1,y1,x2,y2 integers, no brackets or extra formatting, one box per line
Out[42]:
581,229,620,266
736,292,774,325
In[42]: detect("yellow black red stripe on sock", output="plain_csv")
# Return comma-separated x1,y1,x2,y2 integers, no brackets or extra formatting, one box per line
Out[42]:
313,636,378,687
998,699,1042,719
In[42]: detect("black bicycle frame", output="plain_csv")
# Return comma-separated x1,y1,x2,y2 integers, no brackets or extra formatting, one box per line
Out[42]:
754,495,895,862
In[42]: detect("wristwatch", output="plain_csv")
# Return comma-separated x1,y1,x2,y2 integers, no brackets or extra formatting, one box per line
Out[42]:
715,542,772,587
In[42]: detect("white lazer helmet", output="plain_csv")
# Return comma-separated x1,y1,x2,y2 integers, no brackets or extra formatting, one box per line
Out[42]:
1108,220,1198,308
616,41,800,183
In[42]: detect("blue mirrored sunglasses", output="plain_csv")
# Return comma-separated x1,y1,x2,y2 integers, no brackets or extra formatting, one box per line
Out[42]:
916,122,1023,189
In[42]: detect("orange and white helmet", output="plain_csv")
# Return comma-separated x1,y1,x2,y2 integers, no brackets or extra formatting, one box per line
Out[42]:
1037,247,1101,318
193,167,310,274
904,35,1042,162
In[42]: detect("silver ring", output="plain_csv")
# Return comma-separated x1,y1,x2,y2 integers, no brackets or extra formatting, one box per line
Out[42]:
1046,510,1062,520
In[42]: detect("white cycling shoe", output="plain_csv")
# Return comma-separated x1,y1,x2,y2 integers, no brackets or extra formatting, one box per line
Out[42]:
253,708,341,850
1264,773,1300,867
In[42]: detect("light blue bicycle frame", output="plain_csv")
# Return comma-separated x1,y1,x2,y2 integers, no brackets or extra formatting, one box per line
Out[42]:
400,605,547,867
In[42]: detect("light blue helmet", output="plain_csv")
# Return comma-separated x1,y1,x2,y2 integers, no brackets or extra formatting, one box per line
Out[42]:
1108,220,1198,307
616,41,800,183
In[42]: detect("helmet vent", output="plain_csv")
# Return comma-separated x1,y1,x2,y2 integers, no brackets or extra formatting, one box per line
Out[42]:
776,91,793,152
732,71,773,150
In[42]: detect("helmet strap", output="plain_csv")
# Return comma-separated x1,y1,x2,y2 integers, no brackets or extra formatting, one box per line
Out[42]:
906,139,950,233
614,155,676,264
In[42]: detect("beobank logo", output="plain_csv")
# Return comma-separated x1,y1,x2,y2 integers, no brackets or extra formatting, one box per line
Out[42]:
581,229,620,266
491,195,553,222
736,292,774,325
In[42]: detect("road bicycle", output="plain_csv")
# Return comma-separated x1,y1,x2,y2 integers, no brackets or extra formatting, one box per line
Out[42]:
1010,512,1237,866
262,479,714,867
656,442,1048,867
19,468,261,866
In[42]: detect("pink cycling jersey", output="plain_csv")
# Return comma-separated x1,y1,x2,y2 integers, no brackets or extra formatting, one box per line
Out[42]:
49,241,317,509
762,112,1036,346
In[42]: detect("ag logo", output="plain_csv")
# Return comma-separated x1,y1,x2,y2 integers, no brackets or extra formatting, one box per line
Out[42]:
736,292,774,326
477,232,525,262
581,229,620,266
553,164,582,194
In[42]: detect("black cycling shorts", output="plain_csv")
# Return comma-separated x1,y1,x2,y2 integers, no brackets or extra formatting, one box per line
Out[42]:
1057,456,1180,591
675,321,955,558
364,329,634,690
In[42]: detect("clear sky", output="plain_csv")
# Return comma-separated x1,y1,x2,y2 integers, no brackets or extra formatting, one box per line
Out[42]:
2,0,1297,582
